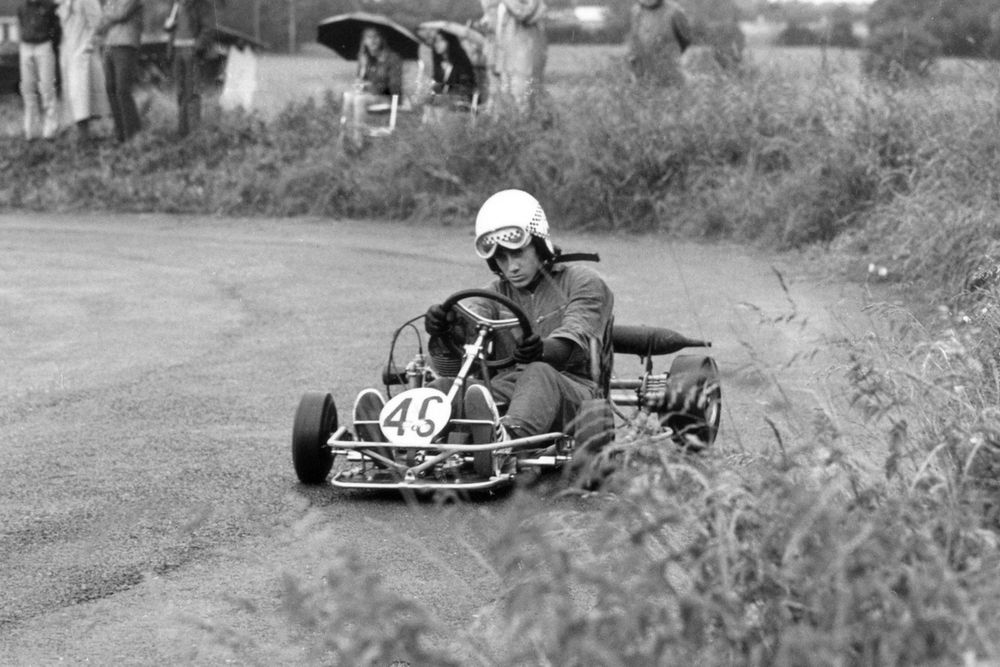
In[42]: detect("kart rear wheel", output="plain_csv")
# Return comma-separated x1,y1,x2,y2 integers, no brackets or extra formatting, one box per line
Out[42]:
662,356,721,452
292,391,337,484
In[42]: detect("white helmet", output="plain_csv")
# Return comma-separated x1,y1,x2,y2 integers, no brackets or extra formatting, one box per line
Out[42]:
474,189,555,260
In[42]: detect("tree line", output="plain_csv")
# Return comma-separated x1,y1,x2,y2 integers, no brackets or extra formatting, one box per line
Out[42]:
192,0,999,64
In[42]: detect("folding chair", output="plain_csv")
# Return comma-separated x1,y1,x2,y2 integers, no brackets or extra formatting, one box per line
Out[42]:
364,94,400,137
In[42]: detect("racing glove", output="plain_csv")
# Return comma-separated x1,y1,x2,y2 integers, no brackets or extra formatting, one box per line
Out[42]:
424,304,453,336
515,335,574,368
513,333,544,364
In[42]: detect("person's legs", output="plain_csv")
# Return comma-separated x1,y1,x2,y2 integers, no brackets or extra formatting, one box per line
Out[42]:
463,383,502,444
340,90,362,148
500,362,593,436
352,388,394,465
19,44,40,139
75,118,91,142
105,46,141,142
36,42,58,139
103,49,124,142
188,54,202,131
433,365,592,438
114,46,141,141
173,47,200,136
351,91,380,144
344,90,386,144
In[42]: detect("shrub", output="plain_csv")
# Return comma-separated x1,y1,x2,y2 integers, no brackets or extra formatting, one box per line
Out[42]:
693,20,747,71
776,22,823,48
862,19,942,83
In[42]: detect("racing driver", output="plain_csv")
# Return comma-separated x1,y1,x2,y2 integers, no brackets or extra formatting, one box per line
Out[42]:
422,188,615,443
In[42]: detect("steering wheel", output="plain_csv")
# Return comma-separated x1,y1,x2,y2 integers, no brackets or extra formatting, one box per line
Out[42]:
440,289,534,369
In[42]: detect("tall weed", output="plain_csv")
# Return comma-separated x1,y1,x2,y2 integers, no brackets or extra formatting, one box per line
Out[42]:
200,313,1000,664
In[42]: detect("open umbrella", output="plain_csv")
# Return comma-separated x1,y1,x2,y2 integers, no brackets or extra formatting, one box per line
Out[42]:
317,12,421,61
416,20,486,49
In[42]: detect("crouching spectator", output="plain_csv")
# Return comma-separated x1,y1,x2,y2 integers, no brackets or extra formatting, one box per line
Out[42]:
340,26,402,148
423,28,478,122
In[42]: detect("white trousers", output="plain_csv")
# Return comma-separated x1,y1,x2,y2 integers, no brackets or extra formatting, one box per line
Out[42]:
19,41,59,139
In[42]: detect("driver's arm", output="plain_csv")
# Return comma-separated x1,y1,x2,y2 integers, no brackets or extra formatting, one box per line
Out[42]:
515,333,576,369
541,337,574,368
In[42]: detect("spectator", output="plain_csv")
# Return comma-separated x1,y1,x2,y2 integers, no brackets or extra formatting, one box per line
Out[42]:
428,29,477,107
340,26,403,148
57,0,106,143
92,0,143,143
164,0,216,137
17,0,60,141
479,0,547,114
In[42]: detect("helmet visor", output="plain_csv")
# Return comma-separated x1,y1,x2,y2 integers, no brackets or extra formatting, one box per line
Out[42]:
474,225,531,259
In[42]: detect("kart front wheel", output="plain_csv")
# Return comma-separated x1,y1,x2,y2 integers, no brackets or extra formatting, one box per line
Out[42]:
662,356,721,452
292,391,337,484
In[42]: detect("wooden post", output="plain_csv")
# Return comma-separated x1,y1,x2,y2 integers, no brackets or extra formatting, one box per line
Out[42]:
288,0,297,53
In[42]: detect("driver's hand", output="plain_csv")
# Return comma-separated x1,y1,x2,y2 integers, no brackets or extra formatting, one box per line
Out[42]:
513,333,544,364
424,304,453,336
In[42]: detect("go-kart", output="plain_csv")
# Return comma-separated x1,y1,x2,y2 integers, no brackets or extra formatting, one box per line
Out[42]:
291,289,721,493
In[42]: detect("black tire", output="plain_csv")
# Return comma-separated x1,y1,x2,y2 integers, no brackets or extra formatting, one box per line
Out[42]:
292,391,337,484
662,355,721,452
568,399,616,489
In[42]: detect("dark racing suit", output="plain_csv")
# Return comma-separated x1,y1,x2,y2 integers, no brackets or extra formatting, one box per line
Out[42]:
433,262,614,436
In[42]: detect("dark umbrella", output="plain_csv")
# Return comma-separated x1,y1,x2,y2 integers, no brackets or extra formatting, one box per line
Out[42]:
317,12,421,61
416,20,486,49
417,20,486,65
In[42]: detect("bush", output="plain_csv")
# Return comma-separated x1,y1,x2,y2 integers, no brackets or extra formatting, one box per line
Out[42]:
776,22,822,48
693,19,747,71
862,19,942,83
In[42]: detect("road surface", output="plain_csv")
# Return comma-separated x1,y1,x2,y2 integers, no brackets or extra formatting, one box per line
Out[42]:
0,212,871,663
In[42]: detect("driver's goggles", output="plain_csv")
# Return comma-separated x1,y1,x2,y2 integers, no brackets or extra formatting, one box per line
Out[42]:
474,226,531,259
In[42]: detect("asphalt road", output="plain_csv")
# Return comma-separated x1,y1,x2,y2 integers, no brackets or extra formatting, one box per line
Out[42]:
0,213,870,664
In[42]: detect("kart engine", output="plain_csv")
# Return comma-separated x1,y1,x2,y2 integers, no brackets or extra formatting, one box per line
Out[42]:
610,373,698,419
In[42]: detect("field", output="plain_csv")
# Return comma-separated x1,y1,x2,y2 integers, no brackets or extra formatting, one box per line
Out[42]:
4,41,1000,664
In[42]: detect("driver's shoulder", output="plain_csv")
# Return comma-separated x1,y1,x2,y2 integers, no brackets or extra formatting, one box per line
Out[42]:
557,263,612,292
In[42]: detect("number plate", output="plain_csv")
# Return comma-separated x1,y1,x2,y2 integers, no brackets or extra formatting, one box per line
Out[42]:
379,388,452,444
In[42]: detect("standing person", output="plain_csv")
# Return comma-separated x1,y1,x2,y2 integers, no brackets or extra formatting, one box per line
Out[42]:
479,0,547,114
164,0,216,137
57,0,106,143
340,26,402,148
627,0,691,86
92,0,143,143
17,0,60,140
